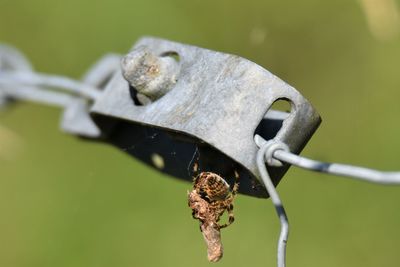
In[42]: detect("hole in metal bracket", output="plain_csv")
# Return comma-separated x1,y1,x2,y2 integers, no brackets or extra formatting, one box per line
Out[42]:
254,98,293,186
129,85,144,106
159,51,180,63
255,99,292,141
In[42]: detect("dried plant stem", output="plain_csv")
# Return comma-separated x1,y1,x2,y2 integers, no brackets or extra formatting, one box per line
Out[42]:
200,221,223,262
188,190,224,262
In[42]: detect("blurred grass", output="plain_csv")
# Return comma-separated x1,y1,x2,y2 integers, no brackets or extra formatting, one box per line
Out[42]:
1,0,400,267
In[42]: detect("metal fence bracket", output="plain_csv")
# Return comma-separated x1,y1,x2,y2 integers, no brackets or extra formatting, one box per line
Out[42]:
90,37,321,197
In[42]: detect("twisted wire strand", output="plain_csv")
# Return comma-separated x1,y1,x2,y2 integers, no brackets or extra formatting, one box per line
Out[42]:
1,84,75,107
0,71,101,100
0,45,121,106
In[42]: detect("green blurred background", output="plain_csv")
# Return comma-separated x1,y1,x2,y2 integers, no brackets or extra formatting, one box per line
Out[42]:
1,0,400,266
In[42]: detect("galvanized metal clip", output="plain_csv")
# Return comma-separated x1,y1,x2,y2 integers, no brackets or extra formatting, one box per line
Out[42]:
90,37,321,197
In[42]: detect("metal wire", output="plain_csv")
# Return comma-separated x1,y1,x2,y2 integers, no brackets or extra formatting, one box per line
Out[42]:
274,150,400,184
0,45,121,109
1,84,75,107
255,134,400,267
0,44,33,71
0,71,101,100
82,54,121,87
257,142,289,267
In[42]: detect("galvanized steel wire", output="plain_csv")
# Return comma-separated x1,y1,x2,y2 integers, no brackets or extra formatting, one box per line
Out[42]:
0,44,120,108
255,134,400,267
274,150,400,184
0,71,102,100
257,142,289,267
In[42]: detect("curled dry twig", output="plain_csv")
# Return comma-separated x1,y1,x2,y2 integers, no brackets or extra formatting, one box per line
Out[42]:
188,171,239,262
188,190,223,262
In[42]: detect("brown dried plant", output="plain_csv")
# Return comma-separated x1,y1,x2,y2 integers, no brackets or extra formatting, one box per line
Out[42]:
188,164,239,262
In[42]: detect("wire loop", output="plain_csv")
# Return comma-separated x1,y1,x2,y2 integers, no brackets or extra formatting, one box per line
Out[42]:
257,141,289,267
255,134,400,267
